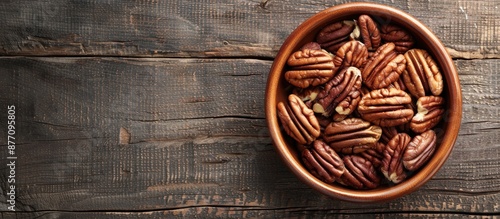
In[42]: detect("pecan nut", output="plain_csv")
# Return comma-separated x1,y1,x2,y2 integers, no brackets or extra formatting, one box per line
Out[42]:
332,84,362,122
285,49,335,88
402,49,444,97
333,40,368,73
381,133,411,184
357,88,414,127
277,94,321,145
292,86,320,108
380,24,414,53
302,140,345,183
336,144,373,155
323,117,382,154
337,155,381,189
410,96,445,133
403,130,437,171
362,43,406,89
388,76,407,92
316,115,333,129
358,15,382,51
380,126,398,144
300,42,322,51
316,20,357,53
313,67,362,117
359,142,386,168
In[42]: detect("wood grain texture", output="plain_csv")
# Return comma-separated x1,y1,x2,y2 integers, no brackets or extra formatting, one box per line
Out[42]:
0,0,499,58
1,0,499,217
2,212,499,219
0,57,499,217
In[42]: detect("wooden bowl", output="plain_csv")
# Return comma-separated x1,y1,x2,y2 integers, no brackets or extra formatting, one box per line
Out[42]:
265,2,462,203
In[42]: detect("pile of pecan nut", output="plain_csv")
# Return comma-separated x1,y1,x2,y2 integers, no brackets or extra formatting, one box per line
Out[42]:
277,15,445,189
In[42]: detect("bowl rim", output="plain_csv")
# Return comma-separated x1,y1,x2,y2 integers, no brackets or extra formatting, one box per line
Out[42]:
265,2,462,202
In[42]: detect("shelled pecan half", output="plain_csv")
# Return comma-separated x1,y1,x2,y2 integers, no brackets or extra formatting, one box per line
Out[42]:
337,155,381,189
292,86,321,108
323,117,382,154
285,49,335,88
316,20,358,53
313,67,362,118
302,140,345,183
357,88,414,127
277,94,321,145
381,133,411,184
358,15,382,51
300,42,322,51
403,130,437,171
380,24,414,53
359,142,386,168
402,48,444,97
362,43,406,89
410,96,445,133
333,40,368,73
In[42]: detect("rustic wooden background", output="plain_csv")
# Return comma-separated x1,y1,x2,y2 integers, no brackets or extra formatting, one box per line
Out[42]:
1,0,499,218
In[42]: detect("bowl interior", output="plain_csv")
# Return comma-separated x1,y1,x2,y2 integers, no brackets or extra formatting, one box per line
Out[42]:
266,2,462,202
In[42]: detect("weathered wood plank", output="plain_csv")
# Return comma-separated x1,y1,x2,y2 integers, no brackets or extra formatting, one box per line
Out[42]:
0,57,499,217
2,211,499,219
0,0,498,58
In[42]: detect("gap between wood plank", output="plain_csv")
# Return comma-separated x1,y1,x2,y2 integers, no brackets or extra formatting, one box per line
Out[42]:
0,54,276,61
1,47,499,60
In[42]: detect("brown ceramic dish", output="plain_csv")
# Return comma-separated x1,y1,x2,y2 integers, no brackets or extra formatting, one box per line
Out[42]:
265,2,462,202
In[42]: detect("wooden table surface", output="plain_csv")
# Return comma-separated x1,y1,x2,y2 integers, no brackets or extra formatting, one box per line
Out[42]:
1,0,499,218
